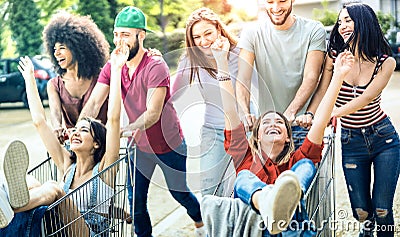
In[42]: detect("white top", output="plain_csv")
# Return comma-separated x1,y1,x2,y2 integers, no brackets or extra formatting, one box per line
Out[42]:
172,47,258,129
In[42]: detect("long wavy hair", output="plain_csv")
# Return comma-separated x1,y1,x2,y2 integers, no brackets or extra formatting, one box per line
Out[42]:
69,117,107,164
185,7,238,84
248,111,294,165
328,3,391,62
43,12,110,79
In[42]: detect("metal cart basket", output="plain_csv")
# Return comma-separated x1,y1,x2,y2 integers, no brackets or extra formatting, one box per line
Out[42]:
27,143,134,237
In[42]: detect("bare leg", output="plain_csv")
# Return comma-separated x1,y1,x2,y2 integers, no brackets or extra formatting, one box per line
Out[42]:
13,180,64,213
26,175,41,190
56,197,90,236
14,180,89,236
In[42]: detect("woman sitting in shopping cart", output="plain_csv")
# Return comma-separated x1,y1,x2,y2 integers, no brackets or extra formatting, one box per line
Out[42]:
199,36,355,236
0,43,129,236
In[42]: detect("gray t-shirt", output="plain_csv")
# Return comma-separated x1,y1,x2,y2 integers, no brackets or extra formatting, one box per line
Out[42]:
238,16,326,115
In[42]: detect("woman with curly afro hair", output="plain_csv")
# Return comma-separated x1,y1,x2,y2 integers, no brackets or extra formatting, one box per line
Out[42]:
43,12,110,144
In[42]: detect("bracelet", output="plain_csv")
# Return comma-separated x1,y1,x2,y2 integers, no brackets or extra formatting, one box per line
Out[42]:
304,111,314,119
216,74,231,81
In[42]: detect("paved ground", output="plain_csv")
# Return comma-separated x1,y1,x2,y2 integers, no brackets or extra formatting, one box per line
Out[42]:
1,72,400,236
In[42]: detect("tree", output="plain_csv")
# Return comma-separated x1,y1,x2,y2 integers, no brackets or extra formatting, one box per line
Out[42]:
0,1,6,57
36,0,77,23
128,0,201,52
7,0,43,56
377,11,395,35
312,0,337,26
203,0,232,15
77,0,114,46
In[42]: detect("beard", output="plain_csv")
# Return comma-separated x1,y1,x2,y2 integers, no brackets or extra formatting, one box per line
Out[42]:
266,3,292,26
127,34,139,61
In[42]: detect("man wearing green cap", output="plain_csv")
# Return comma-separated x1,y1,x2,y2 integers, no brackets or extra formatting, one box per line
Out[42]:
80,6,206,237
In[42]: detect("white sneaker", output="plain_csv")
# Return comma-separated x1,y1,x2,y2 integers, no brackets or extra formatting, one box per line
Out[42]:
3,140,30,208
0,187,14,228
194,225,207,237
258,170,301,235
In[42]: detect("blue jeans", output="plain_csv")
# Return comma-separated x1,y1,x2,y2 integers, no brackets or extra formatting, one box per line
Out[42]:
127,140,202,237
341,117,400,237
292,126,309,151
234,159,317,237
0,206,47,237
200,125,236,196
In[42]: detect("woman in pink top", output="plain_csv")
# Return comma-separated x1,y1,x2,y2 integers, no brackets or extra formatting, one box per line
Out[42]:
43,12,110,143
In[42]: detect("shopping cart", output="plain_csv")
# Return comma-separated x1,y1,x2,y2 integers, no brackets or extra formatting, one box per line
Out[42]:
305,122,337,237
212,123,337,236
27,138,136,237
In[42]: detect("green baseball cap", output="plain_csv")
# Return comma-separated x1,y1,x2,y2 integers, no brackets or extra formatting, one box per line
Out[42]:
114,6,153,32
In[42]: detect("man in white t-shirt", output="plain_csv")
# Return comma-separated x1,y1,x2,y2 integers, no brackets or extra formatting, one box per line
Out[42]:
236,0,326,148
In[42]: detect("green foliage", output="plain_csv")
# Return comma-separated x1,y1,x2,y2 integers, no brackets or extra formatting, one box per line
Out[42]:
7,0,43,56
128,0,202,33
125,0,201,52
36,0,77,23
144,28,185,68
312,0,337,26
144,29,185,53
77,0,114,47
0,31,3,57
376,11,395,35
0,5,4,56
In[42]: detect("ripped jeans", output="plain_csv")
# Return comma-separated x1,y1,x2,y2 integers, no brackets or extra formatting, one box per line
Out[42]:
341,117,400,237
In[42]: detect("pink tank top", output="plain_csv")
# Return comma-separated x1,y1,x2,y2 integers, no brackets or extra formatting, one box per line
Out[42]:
50,76,108,128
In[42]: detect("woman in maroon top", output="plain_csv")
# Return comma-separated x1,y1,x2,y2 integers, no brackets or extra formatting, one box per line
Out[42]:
200,33,355,235
43,12,110,143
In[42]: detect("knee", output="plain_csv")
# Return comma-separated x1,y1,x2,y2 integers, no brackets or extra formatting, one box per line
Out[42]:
375,208,389,219
236,170,256,183
134,195,148,213
41,181,64,202
299,158,316,172
355,208,369,222
237,169,252,177
26,175,41,189
170,190,192,203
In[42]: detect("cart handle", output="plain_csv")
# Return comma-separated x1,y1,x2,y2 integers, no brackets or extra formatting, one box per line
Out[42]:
121,129,141,141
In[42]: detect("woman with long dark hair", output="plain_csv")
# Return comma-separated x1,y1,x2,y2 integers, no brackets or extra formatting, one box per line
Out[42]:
308,3,400,236
0,42,127,236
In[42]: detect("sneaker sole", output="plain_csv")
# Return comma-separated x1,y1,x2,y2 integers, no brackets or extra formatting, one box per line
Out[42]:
0,208,12,228
269,171,301,234
3,140,30,208
0,189,13,228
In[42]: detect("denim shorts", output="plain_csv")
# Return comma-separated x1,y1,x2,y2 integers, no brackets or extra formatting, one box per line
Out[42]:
84,211,111,237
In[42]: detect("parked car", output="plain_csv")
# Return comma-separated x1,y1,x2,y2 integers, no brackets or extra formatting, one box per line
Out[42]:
390,43,400,70
0,57,56,107
386,31,400,70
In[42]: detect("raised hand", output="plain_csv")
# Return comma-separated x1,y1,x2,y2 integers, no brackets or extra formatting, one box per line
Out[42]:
241,113,256,132
111,42,129,69
334,50,354,77
210,35,230,65
18,56,35,82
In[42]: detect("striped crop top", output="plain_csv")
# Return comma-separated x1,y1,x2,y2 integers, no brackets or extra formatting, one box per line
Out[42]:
335,55,388,129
